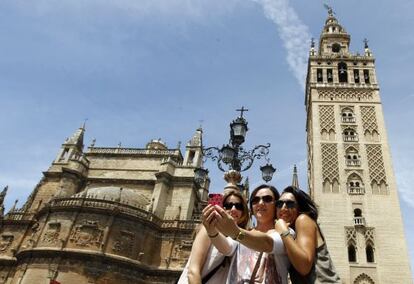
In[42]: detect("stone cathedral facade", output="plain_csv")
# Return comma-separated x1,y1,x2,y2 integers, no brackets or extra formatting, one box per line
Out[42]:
0,127,209,283
306,10,412,283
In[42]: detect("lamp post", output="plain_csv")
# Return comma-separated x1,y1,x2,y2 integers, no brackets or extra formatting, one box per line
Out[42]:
195,107,276,194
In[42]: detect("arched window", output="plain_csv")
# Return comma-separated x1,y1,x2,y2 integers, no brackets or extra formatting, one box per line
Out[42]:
354,208,362,217
348,244,357,262
348,173,364,194
343,128,358,142
341,108,355,123
353,208,365,226
345,147,360,166
366,244,375,263
327,68,333,83
338,62,348,83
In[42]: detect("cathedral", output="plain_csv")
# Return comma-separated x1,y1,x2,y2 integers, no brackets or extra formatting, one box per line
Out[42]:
0,8,412,284
0,127,208,283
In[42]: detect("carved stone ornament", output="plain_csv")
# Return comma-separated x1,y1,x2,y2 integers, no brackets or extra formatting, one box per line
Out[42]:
70,220,104,248
0,235,14,252
224,170,242,192
42,222,61,244
112,230,135,257
22,221,40,249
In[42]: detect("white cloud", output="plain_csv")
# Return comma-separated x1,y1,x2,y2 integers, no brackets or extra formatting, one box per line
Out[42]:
394,155,414,208
252,0,312,89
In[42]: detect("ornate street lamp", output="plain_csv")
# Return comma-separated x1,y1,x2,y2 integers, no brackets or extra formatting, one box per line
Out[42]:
196,107,276,193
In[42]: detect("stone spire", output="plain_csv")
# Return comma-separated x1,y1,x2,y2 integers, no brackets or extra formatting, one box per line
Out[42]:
0,186,8,217
0,186,8,205
184,128,203,167
291,165,299,188
9,199,18,213
55,124,86,163
319,5,350,56
187,127,203,148
65,123,86,151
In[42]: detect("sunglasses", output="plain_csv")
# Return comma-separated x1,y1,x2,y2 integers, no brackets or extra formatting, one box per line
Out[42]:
275,200,297,209
251,195,274,205
223,202,244,211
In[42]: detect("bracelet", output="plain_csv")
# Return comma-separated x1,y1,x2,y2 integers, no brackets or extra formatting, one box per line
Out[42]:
280,230,290,238
208,232,219,238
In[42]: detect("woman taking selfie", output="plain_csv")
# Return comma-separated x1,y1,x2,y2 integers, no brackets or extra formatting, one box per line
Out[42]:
178,190,249,284
207,184,292,284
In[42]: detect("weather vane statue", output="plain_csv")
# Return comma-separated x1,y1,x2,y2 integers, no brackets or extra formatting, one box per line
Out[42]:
323,4,334,16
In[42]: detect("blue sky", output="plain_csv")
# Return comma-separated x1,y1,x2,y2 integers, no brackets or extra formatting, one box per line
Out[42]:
1,0,413,277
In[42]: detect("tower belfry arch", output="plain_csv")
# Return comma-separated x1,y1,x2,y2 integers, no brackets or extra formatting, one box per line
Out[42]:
305,7,412,284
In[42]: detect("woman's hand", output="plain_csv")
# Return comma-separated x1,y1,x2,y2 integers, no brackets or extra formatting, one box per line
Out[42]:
213,205,239,238
274,219,290,235
202,204,219,236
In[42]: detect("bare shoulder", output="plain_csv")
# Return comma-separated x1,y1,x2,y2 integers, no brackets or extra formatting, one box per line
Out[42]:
295,214,317,231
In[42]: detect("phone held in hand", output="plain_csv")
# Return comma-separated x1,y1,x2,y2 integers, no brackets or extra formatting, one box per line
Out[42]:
208,193,223,207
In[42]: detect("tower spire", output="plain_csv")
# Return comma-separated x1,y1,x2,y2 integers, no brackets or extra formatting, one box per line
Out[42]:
318,5,350,56
184,127,203,167
65,125,85,151
0,186,8,217
0,186,8,205
291,165,299,188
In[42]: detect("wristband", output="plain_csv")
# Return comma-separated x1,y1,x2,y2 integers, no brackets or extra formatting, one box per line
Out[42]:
234,230,246,242
280,230,290,238
208,232,219,238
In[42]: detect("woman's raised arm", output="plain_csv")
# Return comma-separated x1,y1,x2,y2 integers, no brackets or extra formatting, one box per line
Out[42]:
275,214,317,275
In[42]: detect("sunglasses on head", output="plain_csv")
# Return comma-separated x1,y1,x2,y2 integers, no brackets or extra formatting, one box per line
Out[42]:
223,202,244,211
275,200,297,209
251,195,274,205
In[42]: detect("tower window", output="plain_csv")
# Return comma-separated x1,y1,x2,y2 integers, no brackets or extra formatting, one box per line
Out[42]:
353,208,365,226
187,150,195,165
366,244,375,263
338,62,348,83
354,69,360,83
345,147,360,167
317,69,323,82
341,108,355,123
343,128,358,142
364,69,370,84
348,173,364,194
332,43,341,53
348,244,357,262
327,69,333,83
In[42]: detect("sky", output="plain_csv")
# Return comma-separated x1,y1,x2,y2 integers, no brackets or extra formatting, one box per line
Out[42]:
0,0,413,278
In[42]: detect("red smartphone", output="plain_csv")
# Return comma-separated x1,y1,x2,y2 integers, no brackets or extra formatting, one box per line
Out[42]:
208,193,223,207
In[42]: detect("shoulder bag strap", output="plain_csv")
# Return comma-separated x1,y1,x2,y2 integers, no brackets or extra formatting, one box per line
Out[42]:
201,256,229,284
249,252,263,284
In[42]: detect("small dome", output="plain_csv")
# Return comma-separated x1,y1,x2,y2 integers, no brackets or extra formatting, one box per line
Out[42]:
146,139,167,150
73,186,150,208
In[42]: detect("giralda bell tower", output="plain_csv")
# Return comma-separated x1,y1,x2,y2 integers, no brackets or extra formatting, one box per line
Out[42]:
305,7,412,283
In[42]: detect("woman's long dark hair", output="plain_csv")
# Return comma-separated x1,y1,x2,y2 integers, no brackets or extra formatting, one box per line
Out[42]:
281,186,318,221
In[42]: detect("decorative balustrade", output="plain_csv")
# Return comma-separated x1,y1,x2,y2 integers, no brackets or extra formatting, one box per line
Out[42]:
348,186,365,195
48,196,197,231
88,147,179,156
342,117,356,123
346,159,361,166
4,210,35,221
343,135,359,142
354,216,365,226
